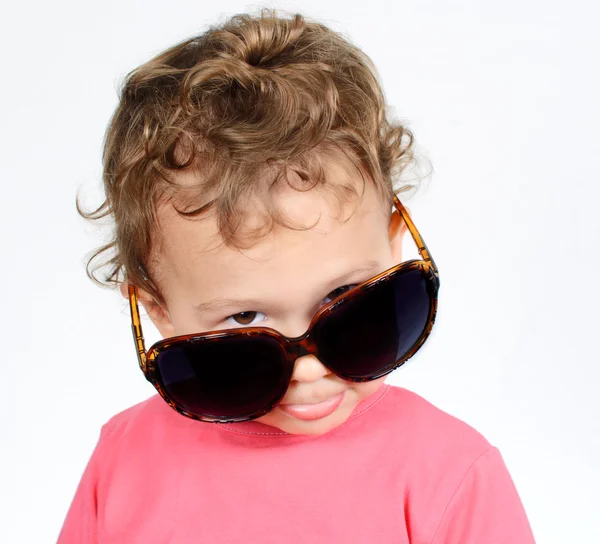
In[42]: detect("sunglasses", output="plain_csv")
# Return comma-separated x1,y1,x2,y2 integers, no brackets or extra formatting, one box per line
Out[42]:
127,194,440,424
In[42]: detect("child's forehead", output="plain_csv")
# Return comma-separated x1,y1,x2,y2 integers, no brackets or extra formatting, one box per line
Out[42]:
155,147,387,252
151,176,390,298
157,176,386,257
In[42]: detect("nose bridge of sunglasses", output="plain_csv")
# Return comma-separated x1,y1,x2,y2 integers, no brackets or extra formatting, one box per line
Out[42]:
285,334,317,361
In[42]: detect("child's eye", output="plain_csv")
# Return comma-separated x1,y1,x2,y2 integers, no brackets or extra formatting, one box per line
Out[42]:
322,284,358,305
226,311,266,327
224,285,358,328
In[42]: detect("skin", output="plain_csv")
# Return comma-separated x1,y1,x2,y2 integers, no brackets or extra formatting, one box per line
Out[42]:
120,149,408,436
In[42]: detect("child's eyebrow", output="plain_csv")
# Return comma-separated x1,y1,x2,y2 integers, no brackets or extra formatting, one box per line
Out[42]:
193,259,381,315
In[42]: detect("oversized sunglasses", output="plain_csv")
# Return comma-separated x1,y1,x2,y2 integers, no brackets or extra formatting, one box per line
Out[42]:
128,194,440,424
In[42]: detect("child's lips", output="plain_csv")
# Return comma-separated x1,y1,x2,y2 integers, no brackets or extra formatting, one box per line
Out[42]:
279,391,345,421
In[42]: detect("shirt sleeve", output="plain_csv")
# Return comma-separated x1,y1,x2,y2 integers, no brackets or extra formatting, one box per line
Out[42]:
56,426,107,544
430,446,536,544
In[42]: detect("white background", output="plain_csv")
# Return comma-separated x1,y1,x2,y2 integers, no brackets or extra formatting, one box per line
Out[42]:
2,1,599,542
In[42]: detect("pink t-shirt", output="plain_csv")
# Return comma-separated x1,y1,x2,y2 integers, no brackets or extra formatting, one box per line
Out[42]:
58,383,536,543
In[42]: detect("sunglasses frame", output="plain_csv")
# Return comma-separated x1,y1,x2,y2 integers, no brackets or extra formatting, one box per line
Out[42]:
127,194,440,423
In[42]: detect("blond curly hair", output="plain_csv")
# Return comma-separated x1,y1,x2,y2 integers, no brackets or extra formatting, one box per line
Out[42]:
77,8,427,306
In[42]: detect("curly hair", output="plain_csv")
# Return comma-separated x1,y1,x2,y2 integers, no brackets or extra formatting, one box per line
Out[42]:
77,8,429,306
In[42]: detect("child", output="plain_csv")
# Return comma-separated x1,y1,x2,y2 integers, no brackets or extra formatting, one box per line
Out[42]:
61,9,536,543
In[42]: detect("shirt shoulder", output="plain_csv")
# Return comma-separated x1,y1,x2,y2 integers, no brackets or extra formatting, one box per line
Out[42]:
97,393,194,454
101,394,165,433
372,385,506,541
377,384,492,455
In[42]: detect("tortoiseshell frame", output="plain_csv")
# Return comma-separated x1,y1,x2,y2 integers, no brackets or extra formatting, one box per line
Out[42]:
127,194,440,423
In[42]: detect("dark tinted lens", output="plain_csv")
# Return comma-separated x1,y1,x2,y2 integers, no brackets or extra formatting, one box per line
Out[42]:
155,335,290,419
314,266,433,379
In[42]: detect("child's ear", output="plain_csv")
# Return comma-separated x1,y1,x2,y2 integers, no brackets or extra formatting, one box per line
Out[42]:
388,206,409,263
119,282,177,339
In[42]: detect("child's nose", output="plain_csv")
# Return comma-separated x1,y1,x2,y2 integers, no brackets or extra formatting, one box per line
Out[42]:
289,354,331,383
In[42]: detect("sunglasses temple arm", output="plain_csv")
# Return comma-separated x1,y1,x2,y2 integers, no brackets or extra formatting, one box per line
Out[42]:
393,195,439,274
128,283,148,373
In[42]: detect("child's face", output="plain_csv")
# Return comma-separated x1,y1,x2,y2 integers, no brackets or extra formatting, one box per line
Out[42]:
131,150,407,436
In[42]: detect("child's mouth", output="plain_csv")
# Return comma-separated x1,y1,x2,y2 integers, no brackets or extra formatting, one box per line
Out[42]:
279,391,345,421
